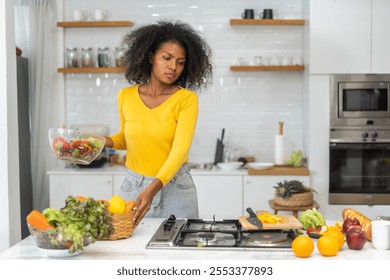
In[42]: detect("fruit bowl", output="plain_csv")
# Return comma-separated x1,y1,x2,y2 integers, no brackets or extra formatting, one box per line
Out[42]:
27,224,91,257
48,128,106,165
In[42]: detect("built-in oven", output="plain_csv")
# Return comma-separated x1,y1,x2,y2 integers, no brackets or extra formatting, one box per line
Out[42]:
330,74,390,127
329,128,390,205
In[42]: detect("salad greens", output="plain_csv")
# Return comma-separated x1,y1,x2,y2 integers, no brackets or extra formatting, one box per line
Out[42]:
43,196,113,253
299,207,326,229
51,135,104,163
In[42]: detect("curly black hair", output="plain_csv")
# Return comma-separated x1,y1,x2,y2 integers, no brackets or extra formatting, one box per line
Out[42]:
120,20,213,90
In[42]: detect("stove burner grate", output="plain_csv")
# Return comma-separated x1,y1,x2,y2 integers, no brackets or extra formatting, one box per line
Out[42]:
244,231,288,245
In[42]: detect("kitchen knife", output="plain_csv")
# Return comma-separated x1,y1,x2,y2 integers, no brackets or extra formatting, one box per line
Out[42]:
214,128,225,165
246,207,263,228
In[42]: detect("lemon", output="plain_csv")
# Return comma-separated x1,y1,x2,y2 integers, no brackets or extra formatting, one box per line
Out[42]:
108,195,126,214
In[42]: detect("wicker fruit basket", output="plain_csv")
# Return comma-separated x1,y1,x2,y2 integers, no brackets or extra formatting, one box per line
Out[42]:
105,210,135,240
273,191,313,207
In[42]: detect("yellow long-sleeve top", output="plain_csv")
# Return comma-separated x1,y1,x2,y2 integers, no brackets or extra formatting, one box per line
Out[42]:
109,85,198,186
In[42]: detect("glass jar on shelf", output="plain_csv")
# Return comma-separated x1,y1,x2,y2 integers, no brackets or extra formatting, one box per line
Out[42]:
97,47,110,67
115,47,126,67
66,47,79,68
81,47,94,68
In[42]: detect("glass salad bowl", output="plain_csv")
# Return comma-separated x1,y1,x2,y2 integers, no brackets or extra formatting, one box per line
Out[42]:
48,128,106,165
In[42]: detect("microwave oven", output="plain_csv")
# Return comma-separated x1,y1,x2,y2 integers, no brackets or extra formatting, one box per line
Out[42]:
330,74,390,127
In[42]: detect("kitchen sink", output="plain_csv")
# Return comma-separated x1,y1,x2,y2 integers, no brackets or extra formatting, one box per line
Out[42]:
188,162,214,171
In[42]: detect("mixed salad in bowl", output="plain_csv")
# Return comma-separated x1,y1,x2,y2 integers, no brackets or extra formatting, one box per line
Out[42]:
49,128,106,165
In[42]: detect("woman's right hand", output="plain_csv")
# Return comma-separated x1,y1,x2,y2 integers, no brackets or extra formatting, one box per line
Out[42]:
104,136,114,148
132,178,163,226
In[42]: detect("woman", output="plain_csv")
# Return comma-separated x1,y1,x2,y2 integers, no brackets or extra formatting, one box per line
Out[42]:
105,20,213,226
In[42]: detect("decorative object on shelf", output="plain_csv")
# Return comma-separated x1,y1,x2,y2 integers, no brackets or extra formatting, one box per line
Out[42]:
115,47,126,67
97,47,110,67
94,9,111,21
273,180,316,207
73,9,90,22
274,121,284,165
242,9,255,19
260,9,273,19
81,47,94,68
66,47,79,68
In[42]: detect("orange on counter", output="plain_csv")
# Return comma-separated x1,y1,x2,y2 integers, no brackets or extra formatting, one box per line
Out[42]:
324,228,345,249
292,235,314,258
317,235,339,256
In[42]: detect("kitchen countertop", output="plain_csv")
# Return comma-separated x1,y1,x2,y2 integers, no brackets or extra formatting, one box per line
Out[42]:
1,218,389,260
47,163,308,176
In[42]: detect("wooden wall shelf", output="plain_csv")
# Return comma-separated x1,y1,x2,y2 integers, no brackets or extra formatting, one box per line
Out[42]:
230,19,305,26
57,21,133,28
57,67,124,73
230,65,304,71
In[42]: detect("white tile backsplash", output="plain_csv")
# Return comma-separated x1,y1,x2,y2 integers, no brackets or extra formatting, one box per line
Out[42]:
62,0,306,163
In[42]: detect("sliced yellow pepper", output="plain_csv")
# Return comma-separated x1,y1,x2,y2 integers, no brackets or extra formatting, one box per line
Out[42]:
257,213,285,224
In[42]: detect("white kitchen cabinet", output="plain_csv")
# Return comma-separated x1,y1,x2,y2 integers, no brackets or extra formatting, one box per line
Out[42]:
371,0,390,73
310,0,371,73
243,175,310,214
192,175,243,219
49,174,113,208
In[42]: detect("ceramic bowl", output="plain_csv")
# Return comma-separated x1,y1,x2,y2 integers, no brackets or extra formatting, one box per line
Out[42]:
217,161,244,170
48,128,106,165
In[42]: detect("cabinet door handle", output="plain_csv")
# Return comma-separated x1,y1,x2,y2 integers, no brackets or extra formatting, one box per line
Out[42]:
245,180,252,184
107,180,112,184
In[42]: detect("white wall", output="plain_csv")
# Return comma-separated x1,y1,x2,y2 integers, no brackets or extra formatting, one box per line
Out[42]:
59,0,307,164
0,0,21,252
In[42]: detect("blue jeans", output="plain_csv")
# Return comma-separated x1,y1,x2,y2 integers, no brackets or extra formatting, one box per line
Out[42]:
119,163,199,219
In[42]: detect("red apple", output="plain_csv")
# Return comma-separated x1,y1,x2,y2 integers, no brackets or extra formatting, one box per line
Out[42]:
346,226,366,250
343,218,361,233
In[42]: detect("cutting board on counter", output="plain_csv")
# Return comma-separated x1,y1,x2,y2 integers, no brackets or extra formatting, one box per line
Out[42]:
239,210,304,230
247,166,309,175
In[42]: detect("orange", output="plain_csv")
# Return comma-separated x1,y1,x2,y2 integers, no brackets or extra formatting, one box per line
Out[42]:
317,235,339,256
292,235,314,258
324,229,345,249
125,200,135,213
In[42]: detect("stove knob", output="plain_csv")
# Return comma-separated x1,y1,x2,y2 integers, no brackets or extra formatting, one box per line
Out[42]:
362,131,369,139
371,131,378,138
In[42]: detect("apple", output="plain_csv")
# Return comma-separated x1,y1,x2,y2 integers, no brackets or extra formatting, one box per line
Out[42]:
343,218,361,233
346,226,367,250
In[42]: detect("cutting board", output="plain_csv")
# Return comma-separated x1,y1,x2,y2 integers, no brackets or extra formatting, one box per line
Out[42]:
247,166,309,175
239,210,304,230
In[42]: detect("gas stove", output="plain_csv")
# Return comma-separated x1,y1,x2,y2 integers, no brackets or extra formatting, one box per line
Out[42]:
145,215,297,250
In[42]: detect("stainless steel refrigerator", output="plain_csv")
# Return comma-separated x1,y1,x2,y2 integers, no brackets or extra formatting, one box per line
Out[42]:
17,56,33,239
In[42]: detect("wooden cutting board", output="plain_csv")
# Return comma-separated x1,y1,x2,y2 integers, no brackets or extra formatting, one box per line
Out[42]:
239,211,304,230
247,166,309,175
